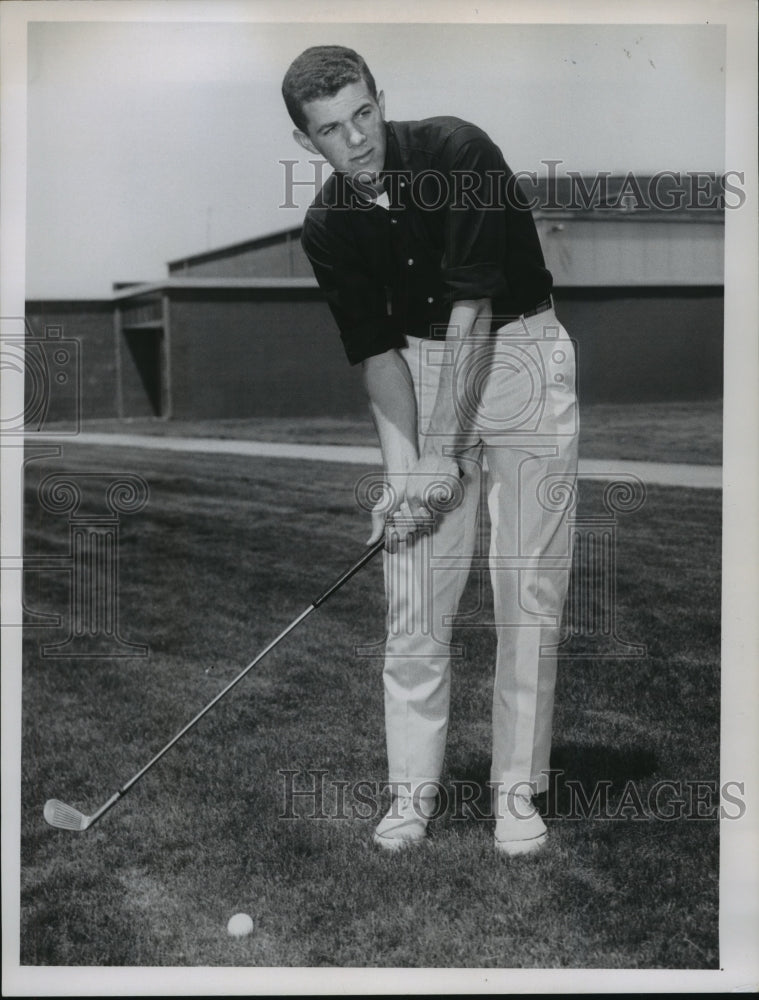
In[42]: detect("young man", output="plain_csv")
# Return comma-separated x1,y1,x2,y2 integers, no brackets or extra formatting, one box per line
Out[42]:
282,46,579,854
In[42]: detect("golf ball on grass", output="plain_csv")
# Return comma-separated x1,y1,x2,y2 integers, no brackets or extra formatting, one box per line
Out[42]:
227,912,254,937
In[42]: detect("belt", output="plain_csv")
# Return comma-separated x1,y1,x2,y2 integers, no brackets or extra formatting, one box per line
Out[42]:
497,297,553,325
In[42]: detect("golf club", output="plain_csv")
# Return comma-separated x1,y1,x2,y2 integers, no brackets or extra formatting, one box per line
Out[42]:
44,536,386,832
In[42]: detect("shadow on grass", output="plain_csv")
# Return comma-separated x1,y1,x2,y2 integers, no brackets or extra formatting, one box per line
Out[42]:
550,743,658,787
443,743,658,825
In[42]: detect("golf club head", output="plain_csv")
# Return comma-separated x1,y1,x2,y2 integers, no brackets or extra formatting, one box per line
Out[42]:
44,799,90,831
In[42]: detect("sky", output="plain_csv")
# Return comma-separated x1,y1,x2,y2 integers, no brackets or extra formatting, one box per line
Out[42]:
22,18,726,298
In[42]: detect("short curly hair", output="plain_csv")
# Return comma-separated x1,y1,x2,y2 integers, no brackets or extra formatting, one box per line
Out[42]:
282,46,378,133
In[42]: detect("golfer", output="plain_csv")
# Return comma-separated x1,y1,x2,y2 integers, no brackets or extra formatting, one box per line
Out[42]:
282,46,579,854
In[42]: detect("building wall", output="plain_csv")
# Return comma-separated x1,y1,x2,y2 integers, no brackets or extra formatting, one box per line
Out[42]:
26,286,724,422
170,217,725,289
537,217,724,287
167,290,366,418
24,301,118,423
554,287,723,403
163,287,724,417
159,210,725,410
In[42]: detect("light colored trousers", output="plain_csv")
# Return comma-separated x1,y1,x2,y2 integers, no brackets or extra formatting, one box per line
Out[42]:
382,307,579,797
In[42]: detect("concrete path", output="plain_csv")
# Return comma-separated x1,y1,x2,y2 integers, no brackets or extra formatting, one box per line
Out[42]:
28,431,722,489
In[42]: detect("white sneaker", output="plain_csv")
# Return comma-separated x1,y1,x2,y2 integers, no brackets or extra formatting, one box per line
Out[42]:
373,795,436,851
494,793,548,857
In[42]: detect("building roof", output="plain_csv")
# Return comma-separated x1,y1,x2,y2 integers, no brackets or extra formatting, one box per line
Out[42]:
168,227,303,274
113,276,319,301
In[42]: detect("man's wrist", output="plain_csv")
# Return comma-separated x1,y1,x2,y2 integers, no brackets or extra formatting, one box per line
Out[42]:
384,447,417,476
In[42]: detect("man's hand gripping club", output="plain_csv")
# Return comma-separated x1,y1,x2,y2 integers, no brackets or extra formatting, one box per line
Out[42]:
365,453,463,549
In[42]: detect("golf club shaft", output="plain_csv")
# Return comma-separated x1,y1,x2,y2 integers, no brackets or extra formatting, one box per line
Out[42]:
312,534,386,606
56,537,385,825
121,605,315,795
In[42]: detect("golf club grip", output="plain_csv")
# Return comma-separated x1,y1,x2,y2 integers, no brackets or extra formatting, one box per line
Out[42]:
312,536,385,607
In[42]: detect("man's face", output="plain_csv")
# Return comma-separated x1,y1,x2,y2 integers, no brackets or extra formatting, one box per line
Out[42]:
294,80,387,192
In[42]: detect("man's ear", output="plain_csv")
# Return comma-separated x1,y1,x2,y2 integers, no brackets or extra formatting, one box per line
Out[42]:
377,90,385,117
293,129,318,155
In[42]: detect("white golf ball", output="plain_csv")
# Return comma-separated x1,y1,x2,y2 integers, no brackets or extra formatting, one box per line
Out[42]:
227,912,254,937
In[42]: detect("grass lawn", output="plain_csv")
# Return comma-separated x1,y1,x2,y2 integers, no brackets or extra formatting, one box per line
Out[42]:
79,397,724,466
19,440,721,968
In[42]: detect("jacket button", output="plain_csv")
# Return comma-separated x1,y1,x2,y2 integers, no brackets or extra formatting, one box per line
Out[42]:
407,258,414,266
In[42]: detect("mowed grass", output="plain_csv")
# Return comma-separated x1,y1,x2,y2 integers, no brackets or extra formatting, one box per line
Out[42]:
80,397,724,465
20,441,720,968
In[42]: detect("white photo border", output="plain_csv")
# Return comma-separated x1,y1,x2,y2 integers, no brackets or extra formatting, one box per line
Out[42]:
2,0,757,995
